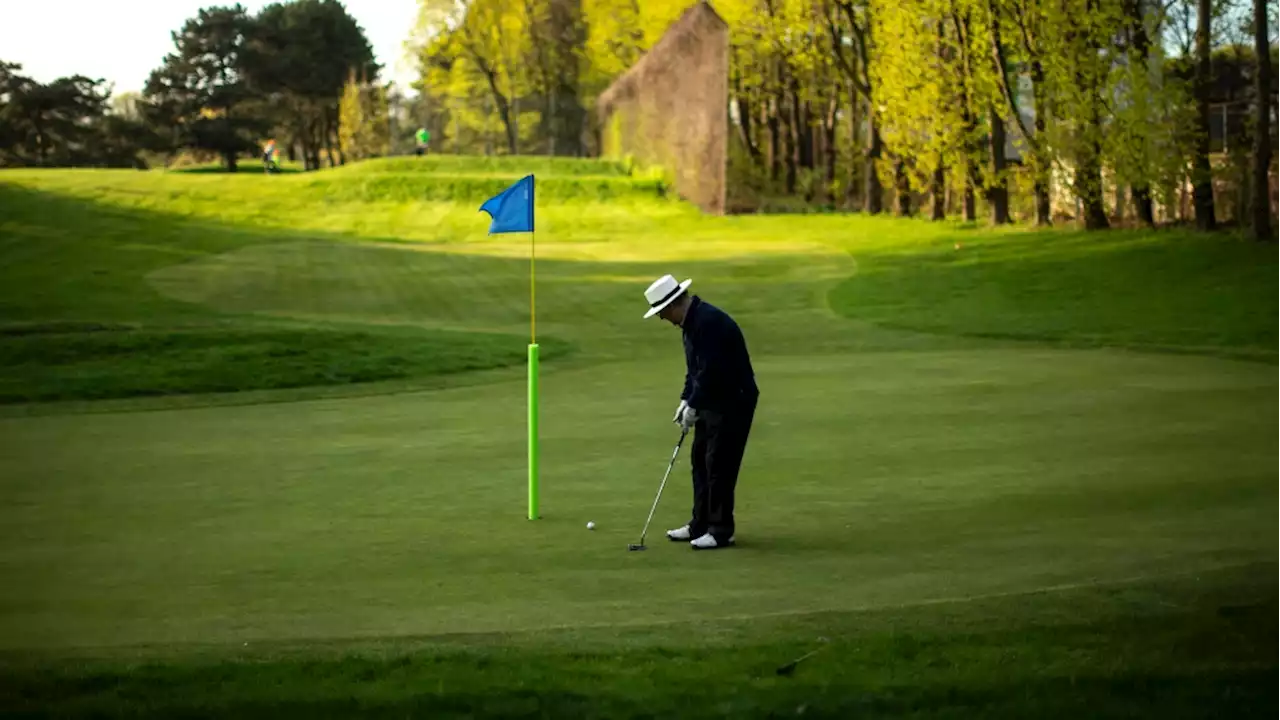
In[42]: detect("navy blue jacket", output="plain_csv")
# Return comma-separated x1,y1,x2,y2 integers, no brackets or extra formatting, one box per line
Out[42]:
680,295,758,413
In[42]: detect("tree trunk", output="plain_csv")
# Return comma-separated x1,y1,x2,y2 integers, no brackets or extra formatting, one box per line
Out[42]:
799,97,814,170
931,164,946,220
473,57,518,155
1251,0,1273,241
988,105,1011,223
865,104,883,214
954,8,979,222
324,116,336,168
846,79,860,208
223,149,238,173
1132,185,1155,225
308,116,323,170
895,159,912,216
1076,0,1109,229
1032,65,1052,226
1192,0,1216,230
1077,146,1109,229
1077,85,1108,230
983,12,1011,223
783,78,793,192
824,94,838,205
735,91,760,162
546,0,586,156
1128,0,1155,225
34,120,48,165
766,94,780,182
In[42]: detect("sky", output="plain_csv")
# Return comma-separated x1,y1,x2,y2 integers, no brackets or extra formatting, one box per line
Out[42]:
0,0,423,96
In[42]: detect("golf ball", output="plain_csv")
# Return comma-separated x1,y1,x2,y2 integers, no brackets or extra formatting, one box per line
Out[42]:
587,521,596,530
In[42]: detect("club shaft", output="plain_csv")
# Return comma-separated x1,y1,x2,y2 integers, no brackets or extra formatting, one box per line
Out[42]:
637,429,686,544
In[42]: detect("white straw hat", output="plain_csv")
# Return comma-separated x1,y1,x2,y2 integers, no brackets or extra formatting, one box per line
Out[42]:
643,274,693,319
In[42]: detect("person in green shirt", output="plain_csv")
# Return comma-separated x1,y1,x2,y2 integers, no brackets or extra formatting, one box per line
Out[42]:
415,128,430,156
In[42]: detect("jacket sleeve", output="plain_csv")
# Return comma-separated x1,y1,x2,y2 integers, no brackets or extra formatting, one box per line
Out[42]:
685,318,724,410
680,334,693,400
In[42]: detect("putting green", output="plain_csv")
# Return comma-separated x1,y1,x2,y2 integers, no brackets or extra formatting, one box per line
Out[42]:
0,345,1271,650
0,166,1274,663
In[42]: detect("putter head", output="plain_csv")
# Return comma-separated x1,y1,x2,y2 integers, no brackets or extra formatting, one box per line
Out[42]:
627,543,646,551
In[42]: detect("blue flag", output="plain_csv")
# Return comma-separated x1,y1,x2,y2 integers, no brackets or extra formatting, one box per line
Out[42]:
479,174,535,234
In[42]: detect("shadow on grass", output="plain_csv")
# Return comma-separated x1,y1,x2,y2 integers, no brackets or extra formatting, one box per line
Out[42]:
5,640,1274,712
8,671,1272,719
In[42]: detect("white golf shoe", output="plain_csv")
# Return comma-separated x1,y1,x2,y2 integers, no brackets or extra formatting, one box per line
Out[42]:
666,525,693,541
690,532,735,550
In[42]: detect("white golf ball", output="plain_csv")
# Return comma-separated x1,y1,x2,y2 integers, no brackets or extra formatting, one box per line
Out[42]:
587,521,596,530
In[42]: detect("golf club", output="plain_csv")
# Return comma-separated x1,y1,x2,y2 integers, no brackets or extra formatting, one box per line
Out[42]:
775,637,830,676
628,426,689,551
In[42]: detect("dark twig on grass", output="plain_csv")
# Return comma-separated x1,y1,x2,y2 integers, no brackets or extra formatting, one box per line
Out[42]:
775,636,831,676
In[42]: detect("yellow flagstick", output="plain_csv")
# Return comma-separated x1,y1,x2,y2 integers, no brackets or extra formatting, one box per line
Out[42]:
531,229,536,344
478,174,539,520
528,229,539,520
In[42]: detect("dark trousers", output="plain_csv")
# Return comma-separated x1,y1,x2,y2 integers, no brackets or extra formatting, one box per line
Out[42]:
688,399,756,541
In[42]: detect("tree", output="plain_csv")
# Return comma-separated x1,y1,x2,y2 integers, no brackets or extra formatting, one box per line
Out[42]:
0,62,126,167
245,0,379,169
529,0,587,155
1125,0,1156,225
338,70,391,159
1250,0,1272,241
990,0,1055,226
825,0,883,212
143,5,262,171
1192,0,1217,229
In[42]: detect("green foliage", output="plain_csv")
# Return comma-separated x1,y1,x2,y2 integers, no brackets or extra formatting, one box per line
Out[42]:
338,71,392,161
0,62,153,168
142,5,264,171
138,0,379,172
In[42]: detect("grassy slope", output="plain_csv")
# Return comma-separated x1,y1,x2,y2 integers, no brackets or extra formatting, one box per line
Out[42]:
0,161,1275,717
829,227,1277,359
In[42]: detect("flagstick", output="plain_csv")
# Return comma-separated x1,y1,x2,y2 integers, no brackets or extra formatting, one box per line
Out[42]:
528,229,539,520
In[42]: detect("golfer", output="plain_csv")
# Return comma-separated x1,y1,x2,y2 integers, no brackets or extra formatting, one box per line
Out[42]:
643,274,758,550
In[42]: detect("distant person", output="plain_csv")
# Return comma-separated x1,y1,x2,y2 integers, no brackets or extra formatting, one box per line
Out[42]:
415,127,430,156
643,274,759,550
262,139,278,173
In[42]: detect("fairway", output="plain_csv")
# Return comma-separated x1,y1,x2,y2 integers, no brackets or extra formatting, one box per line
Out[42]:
0,160,1275,716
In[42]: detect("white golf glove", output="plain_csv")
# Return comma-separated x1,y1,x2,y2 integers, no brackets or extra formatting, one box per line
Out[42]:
672,399,688,424
678,404,698,430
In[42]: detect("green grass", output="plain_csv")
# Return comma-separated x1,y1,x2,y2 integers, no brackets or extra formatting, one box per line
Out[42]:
2,564,1272,718
829,228,1277,359
0,323,566,403
0,159,1275,717
336,154,632,176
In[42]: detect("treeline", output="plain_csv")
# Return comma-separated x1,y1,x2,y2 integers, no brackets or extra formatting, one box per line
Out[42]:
0,63,159,168
1,0,389,172
2,0,1273,237
417,0,1274,238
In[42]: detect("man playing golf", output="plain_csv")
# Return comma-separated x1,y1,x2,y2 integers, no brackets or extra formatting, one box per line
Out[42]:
643,274,759,550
